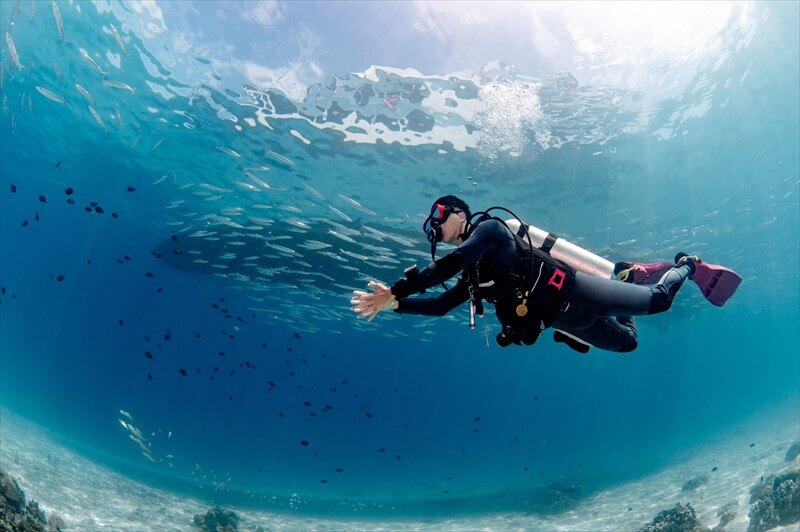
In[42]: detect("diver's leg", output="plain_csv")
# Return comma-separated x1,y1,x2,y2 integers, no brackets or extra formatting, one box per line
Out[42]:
568,260,695,317
554,315,638,353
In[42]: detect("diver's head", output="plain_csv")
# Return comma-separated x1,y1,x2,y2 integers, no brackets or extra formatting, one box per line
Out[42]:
422,195,471,246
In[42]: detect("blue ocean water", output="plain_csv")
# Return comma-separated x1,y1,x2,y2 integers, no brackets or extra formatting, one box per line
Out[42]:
0,0,798,525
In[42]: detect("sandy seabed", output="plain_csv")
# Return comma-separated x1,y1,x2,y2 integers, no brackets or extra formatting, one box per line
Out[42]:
1,404,797,531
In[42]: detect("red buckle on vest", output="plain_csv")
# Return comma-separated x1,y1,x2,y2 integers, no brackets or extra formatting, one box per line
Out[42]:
548,269,565,290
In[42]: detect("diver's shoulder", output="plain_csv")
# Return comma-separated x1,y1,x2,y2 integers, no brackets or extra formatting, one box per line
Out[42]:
472,218,511,237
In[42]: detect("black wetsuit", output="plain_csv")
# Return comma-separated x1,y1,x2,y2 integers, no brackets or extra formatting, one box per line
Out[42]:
390,219,693,353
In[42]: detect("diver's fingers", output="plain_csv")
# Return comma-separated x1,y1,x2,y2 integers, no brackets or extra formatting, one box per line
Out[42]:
367,310,378,322
352,290,369,297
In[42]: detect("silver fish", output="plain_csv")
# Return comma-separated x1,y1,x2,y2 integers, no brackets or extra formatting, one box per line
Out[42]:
52,1,64,43
328,229,357,244
298,240,331,250
36,85,64,104
5,33,23,71
216,146,241,158
266,150,294,166
151,138,164,152
152,175,167,185
328,205,352,222
234,181,259,192
245,172,271,190
53,63,60,79
74,83,94,104
119,409,133,420
79,48,105,76
102,79,135,93
88,106,106,131
109,23,126,55
114,107,124,129
304,183,325,200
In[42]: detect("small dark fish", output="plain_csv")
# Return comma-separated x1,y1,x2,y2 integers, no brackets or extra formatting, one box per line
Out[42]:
228,334,234,340
378,448,385,453
55,161,61,168
749,443,755,448
268,381,276,387
116,258,124,264
86,259,92,264
21,220,28,226
179,368,187,376
147,373,153,380
164,331,171,341
218,351,225,357
212,303,219,309
67,198,76,204
300,440,309,446
118,319,124,326
293,333,302,339
213,367,219,371
229,396,234,401
219,297,225,302
366,412,373,419
195,333,201,338
711,467,718,472
124,255,131,261
56,274,65,282
171,235,177,242
10,184,16,193
34,213,40,221
145,272,153,277
95,206,104,214
156,288,163,293
127,186,136,192
84,207,92,212
474,416,481,422
288,347,293,352
534,396,539,401
335,468,343,473
111,213,118,219
278,412,284,417
303,401,312,407
236,316,244,323
262,342,268,348
145,351,153,359
1,287,5,295
90,201,98,207
145,335,150,341
320,479,328,484
39,195,47,203
65,187,73,195
395,455,401,461
229,370,234,376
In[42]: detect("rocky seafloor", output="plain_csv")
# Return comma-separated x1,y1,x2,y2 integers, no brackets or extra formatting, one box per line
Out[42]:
0,405,798,531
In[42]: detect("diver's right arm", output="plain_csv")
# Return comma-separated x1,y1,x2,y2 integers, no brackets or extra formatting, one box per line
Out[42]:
394,278,470,316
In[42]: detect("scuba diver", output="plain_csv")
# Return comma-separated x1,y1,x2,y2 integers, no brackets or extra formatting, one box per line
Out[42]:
350,196,740,353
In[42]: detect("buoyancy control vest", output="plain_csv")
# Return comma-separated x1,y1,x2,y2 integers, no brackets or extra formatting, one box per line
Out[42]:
462,209,576,347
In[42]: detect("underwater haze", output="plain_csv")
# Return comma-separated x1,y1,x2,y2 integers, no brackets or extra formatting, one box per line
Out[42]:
1,0,798,529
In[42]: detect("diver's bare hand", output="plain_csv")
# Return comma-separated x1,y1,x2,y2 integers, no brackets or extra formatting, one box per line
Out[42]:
351,281,396,322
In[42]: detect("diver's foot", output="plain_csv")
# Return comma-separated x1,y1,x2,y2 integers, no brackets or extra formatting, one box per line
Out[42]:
553,331,591,354
674,252,700,278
